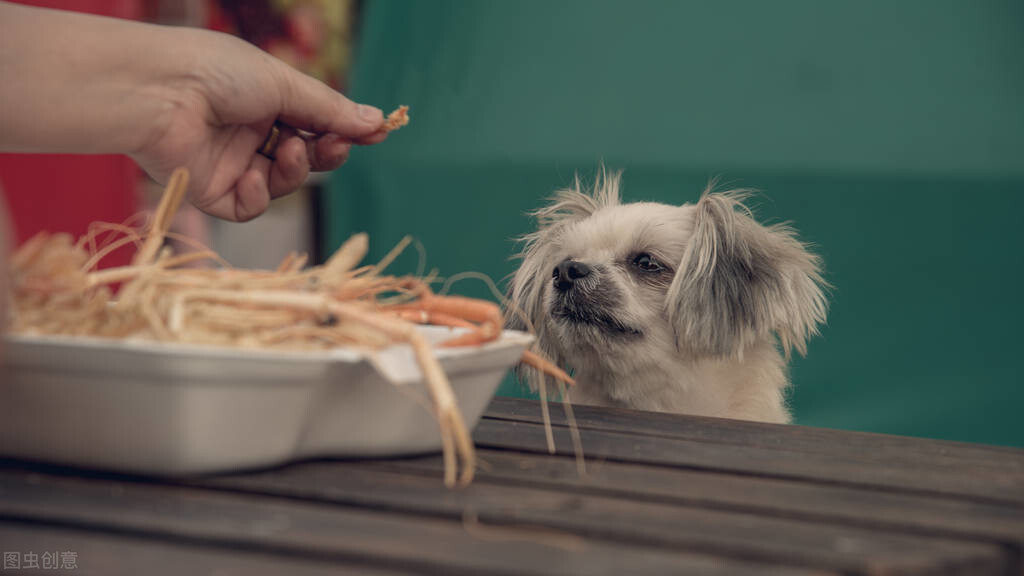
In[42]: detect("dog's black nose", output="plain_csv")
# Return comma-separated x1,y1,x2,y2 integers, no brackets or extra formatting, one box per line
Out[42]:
553,259,592,291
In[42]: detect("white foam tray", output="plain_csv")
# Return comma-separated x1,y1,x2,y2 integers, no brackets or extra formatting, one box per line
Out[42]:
0,327,532,475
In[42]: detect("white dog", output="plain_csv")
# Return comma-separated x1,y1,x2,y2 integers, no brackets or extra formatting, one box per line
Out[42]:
506,171,827,423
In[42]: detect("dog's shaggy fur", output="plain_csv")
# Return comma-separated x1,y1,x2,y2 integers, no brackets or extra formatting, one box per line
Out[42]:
506,171,827,423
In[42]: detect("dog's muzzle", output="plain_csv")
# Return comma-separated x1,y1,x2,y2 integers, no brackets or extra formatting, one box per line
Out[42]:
549,260,642,337
552,259,592,292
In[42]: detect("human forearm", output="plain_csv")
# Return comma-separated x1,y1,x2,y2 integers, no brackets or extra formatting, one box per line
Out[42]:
0,1,391,221
0,1,204,155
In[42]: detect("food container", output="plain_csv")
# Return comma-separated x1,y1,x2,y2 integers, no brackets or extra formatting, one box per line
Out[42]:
0,327,532,475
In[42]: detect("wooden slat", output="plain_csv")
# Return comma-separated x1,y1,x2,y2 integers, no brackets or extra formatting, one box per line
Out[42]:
190,460,1014,576
485,397,1024,469
0,522,415,576
471,417,1024,507
372,450,1024,547
0,469,824,576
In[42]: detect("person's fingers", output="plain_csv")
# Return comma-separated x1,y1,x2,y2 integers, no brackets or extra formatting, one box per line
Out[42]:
274,63,384,138
192,165,269,222
309,133,352,172
269,128,310,198
353,130,390,146
234,166,272,222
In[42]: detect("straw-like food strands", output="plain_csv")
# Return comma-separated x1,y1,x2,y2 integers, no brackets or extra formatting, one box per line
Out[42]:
7,167,572,486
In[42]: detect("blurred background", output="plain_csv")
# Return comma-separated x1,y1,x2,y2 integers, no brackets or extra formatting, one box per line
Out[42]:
1,0,1022,447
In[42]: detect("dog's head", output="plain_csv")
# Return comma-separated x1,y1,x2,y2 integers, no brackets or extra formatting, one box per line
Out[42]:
507,171,827,382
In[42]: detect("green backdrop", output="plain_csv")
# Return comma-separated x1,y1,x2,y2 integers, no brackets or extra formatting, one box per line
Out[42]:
327,0,1024,447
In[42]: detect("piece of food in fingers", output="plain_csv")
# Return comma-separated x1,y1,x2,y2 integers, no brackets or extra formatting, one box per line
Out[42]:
382,105,410,132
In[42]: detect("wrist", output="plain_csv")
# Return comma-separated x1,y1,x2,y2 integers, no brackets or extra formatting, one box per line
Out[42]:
124,26,211,157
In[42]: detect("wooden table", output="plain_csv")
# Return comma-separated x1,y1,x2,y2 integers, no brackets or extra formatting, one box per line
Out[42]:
2,397,1022,575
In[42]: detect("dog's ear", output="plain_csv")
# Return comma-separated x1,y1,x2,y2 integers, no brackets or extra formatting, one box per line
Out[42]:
505,183,577,392
504,236,570,394
501,169,621,392
667,191,827,359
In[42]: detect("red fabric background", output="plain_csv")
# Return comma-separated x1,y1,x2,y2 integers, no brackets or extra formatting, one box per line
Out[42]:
0,0,143,268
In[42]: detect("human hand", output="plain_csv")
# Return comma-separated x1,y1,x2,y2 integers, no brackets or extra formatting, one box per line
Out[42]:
131,28,389,222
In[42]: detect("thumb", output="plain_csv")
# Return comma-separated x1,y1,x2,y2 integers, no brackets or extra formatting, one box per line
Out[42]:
274,64,384,137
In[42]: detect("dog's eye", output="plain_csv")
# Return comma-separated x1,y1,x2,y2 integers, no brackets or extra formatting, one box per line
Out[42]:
632,253,662,272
